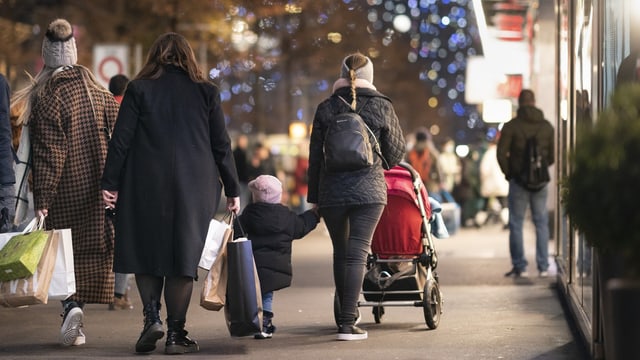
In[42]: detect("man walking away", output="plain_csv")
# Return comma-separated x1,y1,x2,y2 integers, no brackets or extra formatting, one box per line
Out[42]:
497,89,554,278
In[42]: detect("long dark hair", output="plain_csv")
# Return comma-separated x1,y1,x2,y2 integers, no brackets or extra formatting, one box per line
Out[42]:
136,32,207,83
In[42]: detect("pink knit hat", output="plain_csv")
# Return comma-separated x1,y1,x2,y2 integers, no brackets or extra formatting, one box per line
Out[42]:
249,175,282,204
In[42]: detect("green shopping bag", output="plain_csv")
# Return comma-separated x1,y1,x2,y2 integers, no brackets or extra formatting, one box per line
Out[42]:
0,218,50,282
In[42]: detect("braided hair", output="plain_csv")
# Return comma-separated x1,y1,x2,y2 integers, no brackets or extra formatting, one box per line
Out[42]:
342,53,370,110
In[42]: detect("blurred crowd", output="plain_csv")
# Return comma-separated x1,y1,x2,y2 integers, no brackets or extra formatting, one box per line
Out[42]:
231,127,510,230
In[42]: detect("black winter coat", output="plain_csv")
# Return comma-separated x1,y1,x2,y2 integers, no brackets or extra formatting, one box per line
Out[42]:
102,66,240,278
307,86,406,207
497,105,555,182
0,74,14,185
236,202,319,293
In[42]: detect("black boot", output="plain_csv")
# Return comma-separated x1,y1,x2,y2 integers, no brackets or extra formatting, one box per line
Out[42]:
254,311,276,339
165,319,199,354
135,300,164,353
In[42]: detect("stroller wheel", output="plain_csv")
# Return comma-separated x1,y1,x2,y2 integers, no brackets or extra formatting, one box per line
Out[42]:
423,279,442,329
372,306,385,324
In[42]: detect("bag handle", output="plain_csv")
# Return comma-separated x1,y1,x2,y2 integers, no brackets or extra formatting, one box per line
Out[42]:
22,215,45,234
233,213,247,238
220,211,234,225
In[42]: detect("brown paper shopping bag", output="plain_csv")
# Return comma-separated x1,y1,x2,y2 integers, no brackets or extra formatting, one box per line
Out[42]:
0,229,58,307
200,223,233,311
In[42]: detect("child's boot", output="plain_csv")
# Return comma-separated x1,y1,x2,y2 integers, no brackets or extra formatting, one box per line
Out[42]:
254,311,276,339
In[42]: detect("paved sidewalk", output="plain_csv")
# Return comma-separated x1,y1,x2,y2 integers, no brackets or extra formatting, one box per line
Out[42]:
0,221,588,359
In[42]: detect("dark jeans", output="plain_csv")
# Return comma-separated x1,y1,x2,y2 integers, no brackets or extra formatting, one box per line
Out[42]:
321,204,384,326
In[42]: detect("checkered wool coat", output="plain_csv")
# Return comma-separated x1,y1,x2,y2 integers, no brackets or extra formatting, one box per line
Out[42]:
30,66,118,304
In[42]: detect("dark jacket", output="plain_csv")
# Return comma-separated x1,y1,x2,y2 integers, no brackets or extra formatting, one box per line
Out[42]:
0,74,14,186
236,202,319,293
497,105,554,182
102,65,240,278
307,86,406,207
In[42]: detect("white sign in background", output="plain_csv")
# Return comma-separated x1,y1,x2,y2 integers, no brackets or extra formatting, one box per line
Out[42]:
93,44,129,89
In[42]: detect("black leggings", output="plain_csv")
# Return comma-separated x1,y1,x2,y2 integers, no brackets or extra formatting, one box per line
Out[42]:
136,274,193,321
321,204,384,326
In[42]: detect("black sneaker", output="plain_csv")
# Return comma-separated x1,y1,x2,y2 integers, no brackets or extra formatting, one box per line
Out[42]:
337,325,367,341
254,321,276,339
504,268,529,278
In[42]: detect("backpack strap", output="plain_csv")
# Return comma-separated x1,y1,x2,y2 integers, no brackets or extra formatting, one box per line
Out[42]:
336,96,390,169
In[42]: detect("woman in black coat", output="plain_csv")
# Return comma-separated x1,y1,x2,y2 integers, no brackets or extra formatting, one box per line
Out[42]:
307,53,406,341
101,33,240,355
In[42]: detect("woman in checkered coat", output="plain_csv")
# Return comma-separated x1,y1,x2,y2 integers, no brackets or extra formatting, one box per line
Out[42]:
11,19,119,346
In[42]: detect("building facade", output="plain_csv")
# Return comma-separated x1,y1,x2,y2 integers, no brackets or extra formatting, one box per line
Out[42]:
554,0,638,358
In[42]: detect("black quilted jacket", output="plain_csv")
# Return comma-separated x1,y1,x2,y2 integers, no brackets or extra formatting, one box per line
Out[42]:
307,86,406,207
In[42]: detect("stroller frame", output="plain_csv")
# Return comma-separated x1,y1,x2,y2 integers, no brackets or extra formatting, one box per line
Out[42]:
334,162,443,329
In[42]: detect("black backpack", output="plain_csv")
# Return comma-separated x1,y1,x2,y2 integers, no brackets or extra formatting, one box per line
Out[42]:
516,126,550,191
323,96,387,173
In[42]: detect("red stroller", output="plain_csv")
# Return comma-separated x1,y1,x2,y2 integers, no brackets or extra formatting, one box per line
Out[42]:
333,162,444,329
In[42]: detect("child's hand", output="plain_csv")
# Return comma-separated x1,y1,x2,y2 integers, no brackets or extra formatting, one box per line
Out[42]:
311,204,321,220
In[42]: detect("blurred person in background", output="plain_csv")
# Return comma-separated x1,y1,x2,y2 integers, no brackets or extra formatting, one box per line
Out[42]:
292,142,310,213
477,133,509,227
233,133,251,211
0,73,15,233
247,142,276,181
498,89,554,278
438,137,462,194
406,128,442,195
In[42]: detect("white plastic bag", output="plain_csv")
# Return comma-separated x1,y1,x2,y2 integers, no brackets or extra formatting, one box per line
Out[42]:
198,213,233,270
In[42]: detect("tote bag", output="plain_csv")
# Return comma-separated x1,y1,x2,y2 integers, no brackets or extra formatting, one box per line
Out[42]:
223,236,263,337
48,228,75,300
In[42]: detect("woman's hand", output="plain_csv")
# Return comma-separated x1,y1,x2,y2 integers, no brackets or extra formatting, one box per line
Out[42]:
102,190,119,209
36,209,48,218
227,196,240,214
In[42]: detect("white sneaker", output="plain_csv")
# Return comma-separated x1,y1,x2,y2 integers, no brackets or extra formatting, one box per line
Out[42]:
60,307,84,346
539,271,549,278
73,328,86,346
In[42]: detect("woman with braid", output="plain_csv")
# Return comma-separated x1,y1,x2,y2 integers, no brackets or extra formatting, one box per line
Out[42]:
307,52,406,340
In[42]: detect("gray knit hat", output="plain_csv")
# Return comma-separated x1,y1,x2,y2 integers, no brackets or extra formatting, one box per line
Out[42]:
340,55,374,84
42,19,77,68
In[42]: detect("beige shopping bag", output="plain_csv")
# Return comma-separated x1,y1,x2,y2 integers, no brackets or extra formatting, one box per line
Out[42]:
0,229,58,307
200,225,232,311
